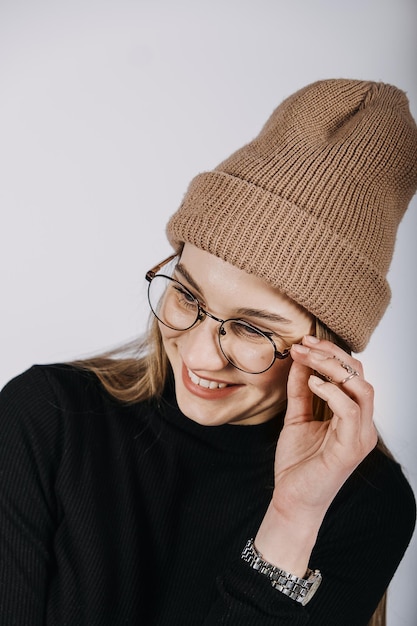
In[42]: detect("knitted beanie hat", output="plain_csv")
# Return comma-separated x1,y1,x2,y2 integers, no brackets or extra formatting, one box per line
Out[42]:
166,79,417,352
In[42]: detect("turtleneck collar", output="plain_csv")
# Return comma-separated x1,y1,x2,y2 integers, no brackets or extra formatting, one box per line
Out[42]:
153,382,285,456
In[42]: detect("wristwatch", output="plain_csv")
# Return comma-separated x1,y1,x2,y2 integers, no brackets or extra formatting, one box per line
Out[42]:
241,538,322,606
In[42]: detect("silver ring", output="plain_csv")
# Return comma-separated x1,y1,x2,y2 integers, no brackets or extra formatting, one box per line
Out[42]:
333,357,355,374
333,356,360,384
340,371,360,385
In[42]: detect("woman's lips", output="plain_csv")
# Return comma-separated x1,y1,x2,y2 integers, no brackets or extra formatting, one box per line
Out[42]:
187,368,228,389
181,363,241,399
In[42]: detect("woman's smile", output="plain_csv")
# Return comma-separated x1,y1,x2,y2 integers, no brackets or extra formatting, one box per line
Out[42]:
181,361,243,399
186,367,229,390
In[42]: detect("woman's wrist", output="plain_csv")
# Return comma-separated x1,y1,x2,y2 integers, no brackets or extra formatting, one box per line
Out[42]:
254,501,323,578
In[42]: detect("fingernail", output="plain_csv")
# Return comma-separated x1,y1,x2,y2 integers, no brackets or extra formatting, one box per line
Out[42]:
291,343,310,354
304,335,320,344
309,374,325,386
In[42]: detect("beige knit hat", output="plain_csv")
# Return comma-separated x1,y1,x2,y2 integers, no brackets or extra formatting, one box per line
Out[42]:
167,79,417,352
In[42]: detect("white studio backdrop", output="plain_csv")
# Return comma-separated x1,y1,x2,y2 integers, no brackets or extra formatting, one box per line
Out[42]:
1,0,416,623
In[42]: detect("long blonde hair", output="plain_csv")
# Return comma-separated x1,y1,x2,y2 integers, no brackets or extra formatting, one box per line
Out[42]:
73,317,388,625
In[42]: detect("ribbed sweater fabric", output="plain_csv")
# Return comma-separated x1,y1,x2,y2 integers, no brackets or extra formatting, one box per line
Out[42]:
0,364,415,625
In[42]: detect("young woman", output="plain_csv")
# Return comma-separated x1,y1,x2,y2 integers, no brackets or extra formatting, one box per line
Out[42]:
1,78,416,625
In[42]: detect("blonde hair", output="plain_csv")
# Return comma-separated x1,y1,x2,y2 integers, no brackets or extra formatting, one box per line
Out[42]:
73,317,388,625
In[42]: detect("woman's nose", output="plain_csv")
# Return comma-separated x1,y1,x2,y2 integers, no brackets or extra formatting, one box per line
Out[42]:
179,318,229,371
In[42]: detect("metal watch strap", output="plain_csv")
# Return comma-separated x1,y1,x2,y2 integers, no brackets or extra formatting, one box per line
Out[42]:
241,538,322,606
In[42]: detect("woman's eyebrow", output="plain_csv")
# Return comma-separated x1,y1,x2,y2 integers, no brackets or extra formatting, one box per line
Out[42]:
175,263,292,325
235,308,292,325
175,263,203,295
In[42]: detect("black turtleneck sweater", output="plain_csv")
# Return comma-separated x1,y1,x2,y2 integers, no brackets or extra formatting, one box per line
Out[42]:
0,364,415,625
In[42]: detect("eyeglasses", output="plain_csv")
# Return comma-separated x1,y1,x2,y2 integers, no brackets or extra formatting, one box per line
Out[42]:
145,255,291,374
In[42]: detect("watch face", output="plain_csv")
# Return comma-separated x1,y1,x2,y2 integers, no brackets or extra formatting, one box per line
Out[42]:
300,571,322,606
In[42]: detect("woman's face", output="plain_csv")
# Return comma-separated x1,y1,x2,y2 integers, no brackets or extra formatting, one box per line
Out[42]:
160,244,314,426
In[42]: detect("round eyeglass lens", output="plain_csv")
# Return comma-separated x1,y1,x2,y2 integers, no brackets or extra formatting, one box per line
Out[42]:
148,275,200,330
218,320,276,374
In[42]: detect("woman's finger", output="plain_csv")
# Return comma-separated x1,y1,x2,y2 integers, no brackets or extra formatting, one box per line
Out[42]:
285,359,315,424
291,340,369,405
308,375,377,456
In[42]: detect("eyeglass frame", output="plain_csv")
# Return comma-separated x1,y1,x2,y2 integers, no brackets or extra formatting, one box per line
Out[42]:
145,254,291,374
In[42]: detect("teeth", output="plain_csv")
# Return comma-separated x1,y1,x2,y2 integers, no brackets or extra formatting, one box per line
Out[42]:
187,368,228,389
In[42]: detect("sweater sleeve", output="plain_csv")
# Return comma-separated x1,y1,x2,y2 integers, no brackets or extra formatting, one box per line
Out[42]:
0,367,64,625
204,449,416,626
306,451,416,625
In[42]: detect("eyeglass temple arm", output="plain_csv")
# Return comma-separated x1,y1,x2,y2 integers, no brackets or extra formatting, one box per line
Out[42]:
146,253,178,282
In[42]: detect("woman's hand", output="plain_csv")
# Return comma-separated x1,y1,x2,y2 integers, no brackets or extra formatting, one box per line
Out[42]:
274,334,377,516
255,335,378,576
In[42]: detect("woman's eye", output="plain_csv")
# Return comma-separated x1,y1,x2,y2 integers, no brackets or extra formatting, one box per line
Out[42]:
243,325,262,336
230,322,265,340
174,286,197,306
